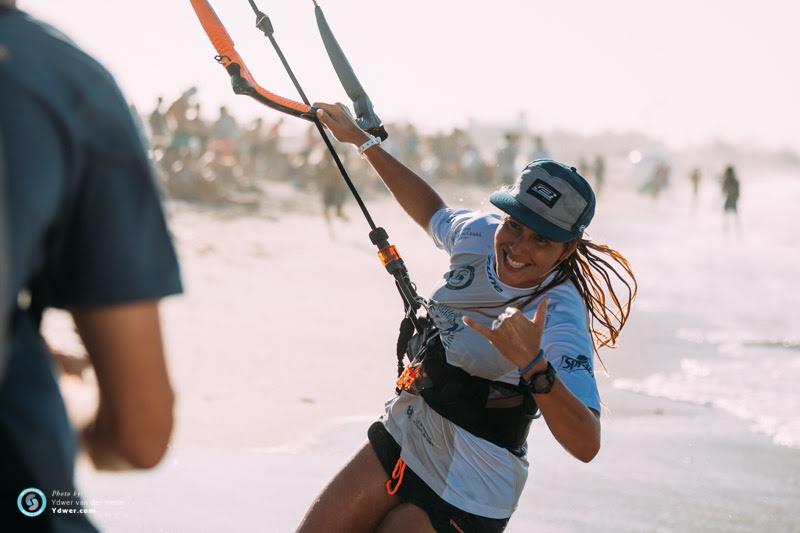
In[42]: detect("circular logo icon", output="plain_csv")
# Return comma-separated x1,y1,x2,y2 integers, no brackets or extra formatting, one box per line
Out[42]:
445,266,474,290
17,488,47,517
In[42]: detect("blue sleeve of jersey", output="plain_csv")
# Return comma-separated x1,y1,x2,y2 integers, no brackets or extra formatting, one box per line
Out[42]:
429,208,501,257
530,292,601,413
428,208,474,254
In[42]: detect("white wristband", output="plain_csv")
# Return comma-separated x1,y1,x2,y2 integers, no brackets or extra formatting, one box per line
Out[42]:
358,135,381,156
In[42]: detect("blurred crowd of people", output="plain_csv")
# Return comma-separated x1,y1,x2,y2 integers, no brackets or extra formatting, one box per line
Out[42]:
138,89,741,225
138,89,611,212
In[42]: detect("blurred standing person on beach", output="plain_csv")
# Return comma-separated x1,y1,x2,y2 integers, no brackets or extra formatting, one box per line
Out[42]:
299,102,637,533
264,118,289,182
640,161,670,202
148,96,169,148
721,165,741,232
496,132,520,185
528,135,550,162
209,105,239,159
400,123,422,172
161,88,196,185
689,167,702,204
0,3,182,531
186,102,209,155
593,155,606,196
292,123,321,190
242,117,266,180
577,155,590,179
163,86,197,160
312,144,349,231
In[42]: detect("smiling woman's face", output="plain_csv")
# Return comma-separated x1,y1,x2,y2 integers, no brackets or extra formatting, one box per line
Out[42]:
494,215,574,288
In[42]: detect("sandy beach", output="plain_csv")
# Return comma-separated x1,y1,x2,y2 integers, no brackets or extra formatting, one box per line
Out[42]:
45,174,800,531
71,389,800,532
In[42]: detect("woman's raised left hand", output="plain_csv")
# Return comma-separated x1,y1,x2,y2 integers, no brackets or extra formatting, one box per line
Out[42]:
463,299,549,371
313,101,370,146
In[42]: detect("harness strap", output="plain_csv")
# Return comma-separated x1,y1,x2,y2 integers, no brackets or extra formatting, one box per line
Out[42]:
400,327,540,452
396,316,415,379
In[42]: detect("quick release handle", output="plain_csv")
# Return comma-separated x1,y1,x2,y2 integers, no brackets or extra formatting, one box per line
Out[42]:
369,227,389,248
370,227,422,315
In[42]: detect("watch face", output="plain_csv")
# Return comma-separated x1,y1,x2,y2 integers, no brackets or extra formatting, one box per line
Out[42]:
532,374,550,391
532,364,555,393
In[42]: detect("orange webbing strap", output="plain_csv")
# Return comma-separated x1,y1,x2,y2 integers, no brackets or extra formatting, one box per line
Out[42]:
188,0,312,117
385,457,407,496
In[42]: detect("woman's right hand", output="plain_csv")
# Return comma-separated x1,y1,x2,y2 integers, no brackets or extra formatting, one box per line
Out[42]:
464,299,549,376
313,102,370,146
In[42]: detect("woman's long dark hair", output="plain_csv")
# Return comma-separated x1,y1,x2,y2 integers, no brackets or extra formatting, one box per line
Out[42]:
564,239,637,358
515,236,637,371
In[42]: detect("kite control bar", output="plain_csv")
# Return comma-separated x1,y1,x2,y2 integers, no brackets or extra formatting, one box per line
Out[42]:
188,0,423,329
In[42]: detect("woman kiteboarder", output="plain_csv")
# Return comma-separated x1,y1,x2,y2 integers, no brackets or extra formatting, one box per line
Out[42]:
297,102,637,533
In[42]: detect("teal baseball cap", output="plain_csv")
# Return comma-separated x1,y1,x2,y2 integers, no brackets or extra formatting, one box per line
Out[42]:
489,160,596,243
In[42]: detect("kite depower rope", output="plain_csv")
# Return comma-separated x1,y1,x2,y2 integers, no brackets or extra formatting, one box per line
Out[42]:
188,0,425,332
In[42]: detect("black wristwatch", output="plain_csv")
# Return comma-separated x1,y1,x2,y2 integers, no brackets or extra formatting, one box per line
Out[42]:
522,362,556,394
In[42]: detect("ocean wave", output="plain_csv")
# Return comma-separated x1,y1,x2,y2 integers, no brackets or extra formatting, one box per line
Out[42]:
675,328,800,354
614,357,800,449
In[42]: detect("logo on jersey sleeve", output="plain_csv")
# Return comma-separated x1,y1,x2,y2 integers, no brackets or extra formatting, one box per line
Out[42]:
444,265,475,290
559,355,594,377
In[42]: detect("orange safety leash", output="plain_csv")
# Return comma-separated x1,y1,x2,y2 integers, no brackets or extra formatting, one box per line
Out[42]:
385,457,407,496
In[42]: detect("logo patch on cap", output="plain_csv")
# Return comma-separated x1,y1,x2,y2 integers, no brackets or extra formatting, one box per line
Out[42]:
526,179,562,208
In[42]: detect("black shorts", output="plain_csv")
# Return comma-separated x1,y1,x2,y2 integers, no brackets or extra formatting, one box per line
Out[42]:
367,421,509,533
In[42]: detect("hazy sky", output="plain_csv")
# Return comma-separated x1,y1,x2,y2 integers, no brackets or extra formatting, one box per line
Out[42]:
19,0,800,150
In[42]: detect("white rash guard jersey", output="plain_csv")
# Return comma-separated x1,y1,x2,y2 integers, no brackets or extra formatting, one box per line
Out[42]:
382,207,601,519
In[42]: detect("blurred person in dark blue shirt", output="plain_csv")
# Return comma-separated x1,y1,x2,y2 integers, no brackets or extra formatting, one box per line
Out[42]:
1,3,183,531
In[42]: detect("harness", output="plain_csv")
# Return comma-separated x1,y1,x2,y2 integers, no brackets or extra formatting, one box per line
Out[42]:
396,317,541,455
